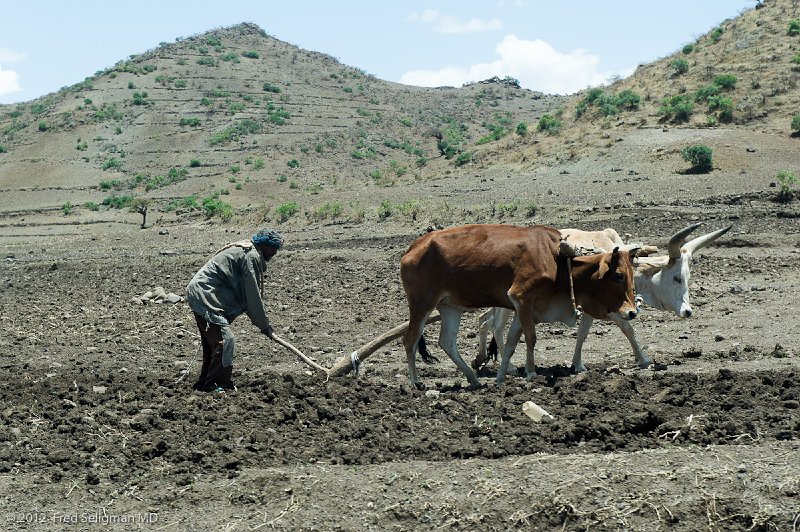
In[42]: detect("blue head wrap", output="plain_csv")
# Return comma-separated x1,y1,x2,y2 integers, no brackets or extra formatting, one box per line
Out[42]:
252,228,284,249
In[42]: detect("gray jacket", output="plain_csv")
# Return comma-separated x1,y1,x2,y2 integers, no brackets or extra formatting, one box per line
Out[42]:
186,242,271,333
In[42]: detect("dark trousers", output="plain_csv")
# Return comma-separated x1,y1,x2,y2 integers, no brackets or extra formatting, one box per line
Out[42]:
193,313,234,391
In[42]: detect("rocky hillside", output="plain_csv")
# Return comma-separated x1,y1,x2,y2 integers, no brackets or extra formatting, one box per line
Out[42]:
0,23,564,225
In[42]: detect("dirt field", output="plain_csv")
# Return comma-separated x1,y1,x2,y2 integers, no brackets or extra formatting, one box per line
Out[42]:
2,119,799,531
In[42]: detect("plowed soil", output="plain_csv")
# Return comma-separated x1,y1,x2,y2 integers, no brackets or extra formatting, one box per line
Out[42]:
1,126,800,531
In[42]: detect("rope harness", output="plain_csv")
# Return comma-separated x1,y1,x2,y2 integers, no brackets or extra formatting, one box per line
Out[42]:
566,256,582,319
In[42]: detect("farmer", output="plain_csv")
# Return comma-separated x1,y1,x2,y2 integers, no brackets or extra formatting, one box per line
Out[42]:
186,228,284,392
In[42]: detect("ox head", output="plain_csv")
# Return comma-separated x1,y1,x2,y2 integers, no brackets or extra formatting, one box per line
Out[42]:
648,223,732,317
574,246,639,320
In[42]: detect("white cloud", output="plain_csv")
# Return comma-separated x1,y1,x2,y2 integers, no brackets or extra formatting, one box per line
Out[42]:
0,48,26,63
399,34,612,94
409,10,502,34
434,16,502,34
0,66,21,97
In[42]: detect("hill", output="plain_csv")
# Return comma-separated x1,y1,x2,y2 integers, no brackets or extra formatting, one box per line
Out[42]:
0,22,565,229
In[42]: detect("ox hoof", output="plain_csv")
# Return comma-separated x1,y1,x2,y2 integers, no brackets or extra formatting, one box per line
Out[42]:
413,382,426,391
467,382,486,391
638,358,652,369
525,371,537,380
571,364,588,374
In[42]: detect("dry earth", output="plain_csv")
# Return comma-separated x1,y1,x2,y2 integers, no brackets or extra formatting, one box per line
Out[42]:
1,121,799,531
2,2,800,530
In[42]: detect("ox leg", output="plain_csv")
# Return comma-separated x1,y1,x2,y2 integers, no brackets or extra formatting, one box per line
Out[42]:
402,309,434,389
437,306,481,389
492,308,516,375
496,313,523,386
609,314,651,369
571,315,594,373
473,308,494,370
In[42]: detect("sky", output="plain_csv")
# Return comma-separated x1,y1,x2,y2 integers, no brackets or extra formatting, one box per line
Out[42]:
1,0,759,105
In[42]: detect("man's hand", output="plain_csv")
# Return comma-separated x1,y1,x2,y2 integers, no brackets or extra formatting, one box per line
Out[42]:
263,324,274,339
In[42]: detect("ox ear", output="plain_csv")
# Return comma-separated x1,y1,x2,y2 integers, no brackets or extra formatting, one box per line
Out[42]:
598,247,618,279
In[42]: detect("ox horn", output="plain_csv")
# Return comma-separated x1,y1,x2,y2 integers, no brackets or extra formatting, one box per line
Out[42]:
683,224,733,256
667,222,703,259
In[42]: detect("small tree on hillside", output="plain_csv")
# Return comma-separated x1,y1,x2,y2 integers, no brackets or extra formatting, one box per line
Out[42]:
682,145,713,173
130,198,150,229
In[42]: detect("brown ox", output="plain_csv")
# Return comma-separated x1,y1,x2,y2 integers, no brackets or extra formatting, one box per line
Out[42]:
399,224,639,389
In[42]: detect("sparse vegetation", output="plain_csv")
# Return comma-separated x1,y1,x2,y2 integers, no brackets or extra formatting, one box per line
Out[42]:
713,74,737,90
659,94,694,122
103,195,135,209
210,119,261,145
102,158,123,171
537,114,562,134
576,89,640,118
312,202,342,221
790,114,800,135
202,195,233,221
682,145,713,173
672,58,689,76
276,201,299,222
263,82,281,93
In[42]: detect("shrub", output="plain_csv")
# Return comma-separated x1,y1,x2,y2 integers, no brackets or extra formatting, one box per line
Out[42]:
102,157,123,171
682,44,695,54
221,52,240,63
454,151,473,167
791,114,800,133
287,159,299,168
103,195,134,209
694,84,721,103
268,107,290,125
671,58,689,75
275,202,299,222
313,202,342,220
202,196,233,220
179,117,201,127
788,19,800,36
190,159,201,167
516,122,528,136
196,56,218,67
707,96,734,122
776,171,797,202
252,158,265,170
377,199,392,220
710,27,724,43
659,95,693,122
243,51,259,59
210,119,261,145
713,74,737,90
682,145,713,173
263,82,281,93
84,201,100,211
38,122,49,132
0,145,6,153
174,79,187,88
62,202,73,215
166,195,200,211
537,114,562,134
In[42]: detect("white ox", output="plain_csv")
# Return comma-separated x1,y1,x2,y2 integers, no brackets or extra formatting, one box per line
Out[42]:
473,223,732,373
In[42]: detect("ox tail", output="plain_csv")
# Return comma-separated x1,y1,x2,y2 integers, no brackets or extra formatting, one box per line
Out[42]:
417,335,440,365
